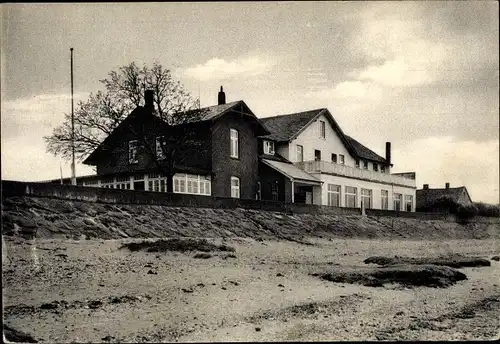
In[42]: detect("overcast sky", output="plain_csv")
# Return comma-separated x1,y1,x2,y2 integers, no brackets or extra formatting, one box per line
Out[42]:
2,2,499,203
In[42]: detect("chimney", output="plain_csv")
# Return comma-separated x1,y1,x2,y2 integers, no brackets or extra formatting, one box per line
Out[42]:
385,142,391,165
445,182,450,189
145,89,154,111
423,184,429,190
218,86,226,105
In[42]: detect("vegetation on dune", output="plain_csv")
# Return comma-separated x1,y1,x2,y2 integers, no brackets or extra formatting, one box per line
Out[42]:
120,238,235,253
364,256,491,268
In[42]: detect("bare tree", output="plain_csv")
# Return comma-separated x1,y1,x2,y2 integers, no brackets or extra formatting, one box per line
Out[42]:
45,62,207,192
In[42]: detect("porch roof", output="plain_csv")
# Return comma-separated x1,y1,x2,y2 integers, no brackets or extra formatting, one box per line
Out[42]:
261,158,322,185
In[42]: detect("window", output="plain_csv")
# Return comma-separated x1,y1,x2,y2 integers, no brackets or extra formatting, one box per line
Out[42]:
405,195,413,212
264,140,275,155
319,120,326,138
271,181,279,201
314,149,321,161
394,193,402,211
381,190,389,210
355,159,360,168
361,189,372,209
128,140,138,164
173,173,211,195
230,129,239,158
296,145,303,162
363,160,368,170
331,153,337,163
381,165,386,173
156,136,165,160
345,186,357,208
339,154,345,164
373,163,378,172
327,184,341,207
231,176,240,198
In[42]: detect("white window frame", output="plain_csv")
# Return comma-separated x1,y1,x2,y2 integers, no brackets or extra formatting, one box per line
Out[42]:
128,140,138,164
381,190,389,210
264,140,275,155
327,184,341,207
156,136,165,160
230,129,239,158
172,173,211,196
296,145,303,162
331,153,337,164
339,154,345,164
319,120,326,139
405,195,413,212
361,188,372,209
231,176,240,198
345,186,357,208
394,193,402,211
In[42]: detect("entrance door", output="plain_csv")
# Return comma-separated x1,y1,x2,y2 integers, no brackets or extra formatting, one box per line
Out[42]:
305,192,312,204
134,181,145,191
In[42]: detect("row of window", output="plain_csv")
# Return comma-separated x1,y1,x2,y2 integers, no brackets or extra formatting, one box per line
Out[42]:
173,174,211,195
355,159,386,173
326,184,413,211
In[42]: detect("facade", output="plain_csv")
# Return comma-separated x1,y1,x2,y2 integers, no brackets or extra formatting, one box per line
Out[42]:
416,183,472,212
259,109,417,211
49,88,417,211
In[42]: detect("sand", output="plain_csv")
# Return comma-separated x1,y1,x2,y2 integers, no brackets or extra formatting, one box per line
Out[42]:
2,236,499,342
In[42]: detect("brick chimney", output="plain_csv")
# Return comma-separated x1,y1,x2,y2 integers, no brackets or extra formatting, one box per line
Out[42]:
423,184,429,190
445,182,450,189
218,86,226,105
385,142,391,165
145,89,154,112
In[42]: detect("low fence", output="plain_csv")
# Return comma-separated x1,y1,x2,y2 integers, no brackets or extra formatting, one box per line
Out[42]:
1,180,360,216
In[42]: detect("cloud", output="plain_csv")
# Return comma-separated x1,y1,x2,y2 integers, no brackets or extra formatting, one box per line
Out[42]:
393,136,499,204
1,93,94,181
182,55,275,81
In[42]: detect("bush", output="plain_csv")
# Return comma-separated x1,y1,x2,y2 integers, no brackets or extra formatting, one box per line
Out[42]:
455,204,478,222
474,202,500,217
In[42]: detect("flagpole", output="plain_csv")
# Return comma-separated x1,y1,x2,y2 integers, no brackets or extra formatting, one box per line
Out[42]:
70,48,76,185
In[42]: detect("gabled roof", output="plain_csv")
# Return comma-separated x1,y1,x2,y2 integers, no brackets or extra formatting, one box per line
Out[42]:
259,108,387,164
345,136,386,163
260,109,323,142
83,100,269,165
416,186,472,209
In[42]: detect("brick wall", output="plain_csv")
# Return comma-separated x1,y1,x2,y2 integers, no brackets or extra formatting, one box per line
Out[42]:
211,111,259,199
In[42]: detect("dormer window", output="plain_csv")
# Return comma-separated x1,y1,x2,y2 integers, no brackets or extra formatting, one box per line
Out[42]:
373,163,378,172
363,160,368,170
264,140,275,155
355,159,360,168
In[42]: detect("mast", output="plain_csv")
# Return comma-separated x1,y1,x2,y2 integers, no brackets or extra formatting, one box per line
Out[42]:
70,48,76,185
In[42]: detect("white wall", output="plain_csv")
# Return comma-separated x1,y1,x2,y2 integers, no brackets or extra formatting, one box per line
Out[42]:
289,114,356,166
276,143,290,160
314,173,416,211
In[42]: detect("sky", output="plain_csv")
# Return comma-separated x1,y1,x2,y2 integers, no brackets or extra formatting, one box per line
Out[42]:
1,1,499,204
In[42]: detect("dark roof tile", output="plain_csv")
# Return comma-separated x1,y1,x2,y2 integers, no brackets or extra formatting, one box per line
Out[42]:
259,109,324,142
345,136,387,163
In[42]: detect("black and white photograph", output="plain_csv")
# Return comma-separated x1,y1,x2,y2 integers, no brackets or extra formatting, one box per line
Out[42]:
1,1,499,342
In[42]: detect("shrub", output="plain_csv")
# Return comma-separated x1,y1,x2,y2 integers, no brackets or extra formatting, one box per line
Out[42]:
474,202,500,217
455,204,478,223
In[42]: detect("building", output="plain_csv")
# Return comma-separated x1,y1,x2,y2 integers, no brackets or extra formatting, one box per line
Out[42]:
258,109,416,211
49,87,417,211
416,183,472,212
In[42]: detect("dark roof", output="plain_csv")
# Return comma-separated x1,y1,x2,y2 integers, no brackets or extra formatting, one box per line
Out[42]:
416,187,472,209
259,109,324,142
259,152,291,164
345,136,386,163
83,100,269,165
260,108,387,164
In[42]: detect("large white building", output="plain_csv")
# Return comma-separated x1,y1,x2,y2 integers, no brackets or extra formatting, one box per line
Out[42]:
260,108,416,211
